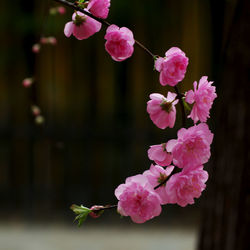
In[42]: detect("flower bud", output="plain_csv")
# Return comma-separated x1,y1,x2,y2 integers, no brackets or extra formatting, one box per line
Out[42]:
22,77,34,88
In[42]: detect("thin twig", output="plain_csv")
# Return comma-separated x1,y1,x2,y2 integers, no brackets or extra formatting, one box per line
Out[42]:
174,86,186,127
53,0,187,194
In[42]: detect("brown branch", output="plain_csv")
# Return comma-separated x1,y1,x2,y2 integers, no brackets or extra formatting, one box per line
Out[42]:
52,0,155,58
154,167,180,189
174,86,186,127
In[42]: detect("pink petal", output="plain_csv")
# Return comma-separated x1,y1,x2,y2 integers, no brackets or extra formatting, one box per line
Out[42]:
64,22,74,37
155,57,164,72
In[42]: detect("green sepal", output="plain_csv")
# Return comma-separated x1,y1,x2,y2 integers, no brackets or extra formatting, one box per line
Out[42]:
153,55,159,71
76,0,87,9
70,204,91,226
182,98,192,111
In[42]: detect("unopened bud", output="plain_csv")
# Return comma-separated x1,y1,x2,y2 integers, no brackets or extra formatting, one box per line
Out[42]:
58,6,66,15
48,36,57,45
32,43,41,53
40,37,48,44
89,205,104,218
31,105,41,116
22,77,34,88
35,115,45,125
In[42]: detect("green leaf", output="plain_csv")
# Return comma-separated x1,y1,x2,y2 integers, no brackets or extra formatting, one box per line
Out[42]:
71,204,91,226
70,204,91,214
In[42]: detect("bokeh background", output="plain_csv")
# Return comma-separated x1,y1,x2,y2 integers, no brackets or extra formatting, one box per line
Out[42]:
0,0,249,250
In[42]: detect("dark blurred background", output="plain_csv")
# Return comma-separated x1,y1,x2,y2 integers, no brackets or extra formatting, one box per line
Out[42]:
0,0,249,250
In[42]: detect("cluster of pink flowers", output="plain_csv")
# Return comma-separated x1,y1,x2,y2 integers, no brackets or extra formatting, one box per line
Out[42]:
63,0,135,61
114,47,216,223
115,124,212,223
60,0,217,224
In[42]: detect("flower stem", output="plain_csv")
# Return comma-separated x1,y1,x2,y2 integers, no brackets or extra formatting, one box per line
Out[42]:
52,0,155,58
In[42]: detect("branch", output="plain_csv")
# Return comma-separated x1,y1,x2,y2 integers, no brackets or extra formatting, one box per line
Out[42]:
174,86,186,127
52,0,155,58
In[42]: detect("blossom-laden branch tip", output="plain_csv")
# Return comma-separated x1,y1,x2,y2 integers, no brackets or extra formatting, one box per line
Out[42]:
50,0,217,225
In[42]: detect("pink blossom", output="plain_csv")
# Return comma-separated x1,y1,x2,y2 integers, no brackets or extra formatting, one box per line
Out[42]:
22,77,34,88
58,6,66,15
148,143,173,166
143,164,174,204
147,92,178,129
87,0,110,19
104,25,135,62
166,123,213,169
64,12,101,40
186,76,217,123
115,174,162,223
165,166,208,207
155,47,189,86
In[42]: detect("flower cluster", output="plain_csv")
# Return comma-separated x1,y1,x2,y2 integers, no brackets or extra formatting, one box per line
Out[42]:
60,0,217,224
114,47,216,222
63,0,135,61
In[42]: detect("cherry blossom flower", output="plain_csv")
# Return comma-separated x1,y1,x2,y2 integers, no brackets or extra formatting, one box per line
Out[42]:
64,11,101,40
87,0,110,19
147,92,178,129
115,174,162,223
165,166,208,207
155,47,189,86
104,25,135,62
148,143,173,166
186,76,217,123
166,123,213,169
143,164,174,204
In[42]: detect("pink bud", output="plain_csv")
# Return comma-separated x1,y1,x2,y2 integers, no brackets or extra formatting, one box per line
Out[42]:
104,25,135,62
48,36,57,45
22,77,34,88
155,47,189,87
40,37,48,44
32,43,41,53
58,6,66,15
89,205,104,218
31,105,41,116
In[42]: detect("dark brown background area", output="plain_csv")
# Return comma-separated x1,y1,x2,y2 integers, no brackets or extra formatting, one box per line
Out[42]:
0,1,249,249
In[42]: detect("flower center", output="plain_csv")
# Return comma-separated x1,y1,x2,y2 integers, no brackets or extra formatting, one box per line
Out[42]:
160,100,173,113
74,14,86,26
157,173,167,186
